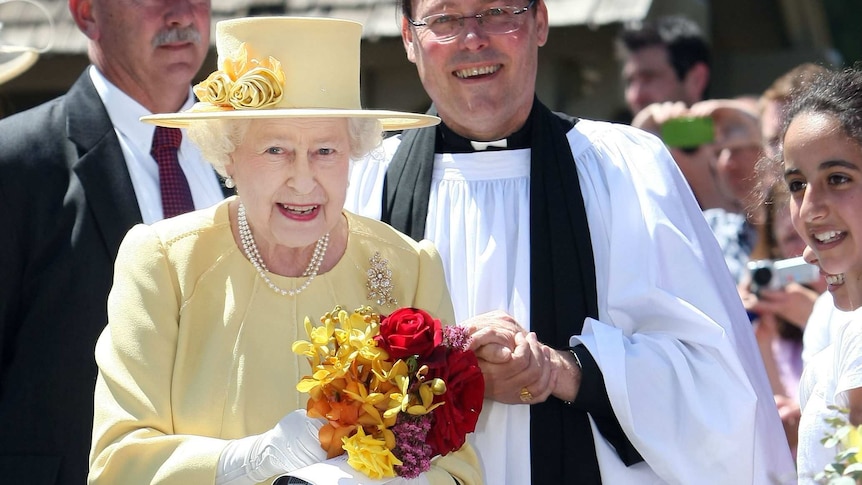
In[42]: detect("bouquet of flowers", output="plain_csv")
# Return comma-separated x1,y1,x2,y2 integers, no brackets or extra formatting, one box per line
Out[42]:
291,306,484,480
816,405,862,484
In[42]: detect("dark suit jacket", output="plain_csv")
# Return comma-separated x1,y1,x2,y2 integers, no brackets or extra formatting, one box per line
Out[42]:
0,71,229,484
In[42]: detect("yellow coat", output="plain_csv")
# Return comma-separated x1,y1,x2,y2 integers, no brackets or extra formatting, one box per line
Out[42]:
89,198,482,485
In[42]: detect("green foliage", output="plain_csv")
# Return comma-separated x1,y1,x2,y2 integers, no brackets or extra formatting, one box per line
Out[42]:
816,406,862,484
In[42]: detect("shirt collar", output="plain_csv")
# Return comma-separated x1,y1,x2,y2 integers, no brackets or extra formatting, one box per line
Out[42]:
89,65,196,153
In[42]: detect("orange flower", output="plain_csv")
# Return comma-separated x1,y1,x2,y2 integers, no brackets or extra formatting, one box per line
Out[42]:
319,422,357,459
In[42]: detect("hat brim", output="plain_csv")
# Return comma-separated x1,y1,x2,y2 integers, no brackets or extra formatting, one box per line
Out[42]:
141,106,440,131
0,48,38,85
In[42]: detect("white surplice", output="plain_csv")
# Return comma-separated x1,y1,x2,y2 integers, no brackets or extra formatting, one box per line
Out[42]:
346,119,796,484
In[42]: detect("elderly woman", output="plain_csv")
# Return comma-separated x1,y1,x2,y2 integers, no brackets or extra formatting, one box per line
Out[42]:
87,17,482,485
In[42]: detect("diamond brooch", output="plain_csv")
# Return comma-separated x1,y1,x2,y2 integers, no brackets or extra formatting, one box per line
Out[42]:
367,252,397,307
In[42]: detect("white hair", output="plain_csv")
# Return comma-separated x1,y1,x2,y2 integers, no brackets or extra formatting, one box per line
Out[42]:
186,117,383,177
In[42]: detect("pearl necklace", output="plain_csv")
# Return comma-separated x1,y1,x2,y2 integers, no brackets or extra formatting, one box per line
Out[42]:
237,202,329,297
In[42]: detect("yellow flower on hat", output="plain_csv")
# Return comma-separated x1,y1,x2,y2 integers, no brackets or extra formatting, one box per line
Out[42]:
142,18,441,131
229,59,285,109
193,71,232,106
193,42,285,110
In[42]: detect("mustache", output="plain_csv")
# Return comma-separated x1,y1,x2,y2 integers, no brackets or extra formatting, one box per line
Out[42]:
152,27,202,47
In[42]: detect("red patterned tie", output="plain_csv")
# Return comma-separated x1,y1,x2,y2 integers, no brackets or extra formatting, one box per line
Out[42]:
151,126,195,218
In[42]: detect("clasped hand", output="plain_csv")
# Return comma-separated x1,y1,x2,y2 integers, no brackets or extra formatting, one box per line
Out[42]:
463,310,579,405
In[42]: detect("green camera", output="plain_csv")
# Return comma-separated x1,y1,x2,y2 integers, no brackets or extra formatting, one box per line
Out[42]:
660,116,715,149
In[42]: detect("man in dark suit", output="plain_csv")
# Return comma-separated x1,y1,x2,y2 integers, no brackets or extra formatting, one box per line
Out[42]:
0,1,227,483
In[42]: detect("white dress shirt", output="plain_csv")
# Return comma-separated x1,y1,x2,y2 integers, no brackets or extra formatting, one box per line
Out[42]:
89,66,225,224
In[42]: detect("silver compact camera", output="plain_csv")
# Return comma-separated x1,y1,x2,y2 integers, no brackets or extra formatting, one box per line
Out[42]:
746,256,820,293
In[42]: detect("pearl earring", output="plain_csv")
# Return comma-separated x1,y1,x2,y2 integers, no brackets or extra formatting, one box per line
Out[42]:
224,176,236,189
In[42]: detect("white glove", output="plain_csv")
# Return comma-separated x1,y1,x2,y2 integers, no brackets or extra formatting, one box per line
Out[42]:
216,409,328,485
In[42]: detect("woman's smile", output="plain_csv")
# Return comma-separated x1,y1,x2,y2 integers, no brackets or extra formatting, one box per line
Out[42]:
278,203,320,221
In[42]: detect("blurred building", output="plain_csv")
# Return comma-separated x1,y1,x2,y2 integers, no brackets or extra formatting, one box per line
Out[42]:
0,0,857,120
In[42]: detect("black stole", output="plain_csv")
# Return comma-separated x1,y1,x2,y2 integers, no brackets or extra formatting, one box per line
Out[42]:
382,98,641,483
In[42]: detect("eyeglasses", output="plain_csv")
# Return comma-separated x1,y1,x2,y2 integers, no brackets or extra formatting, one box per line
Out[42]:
408,0,536,41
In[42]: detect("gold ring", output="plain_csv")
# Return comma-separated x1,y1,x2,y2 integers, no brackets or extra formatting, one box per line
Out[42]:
519,387,533,403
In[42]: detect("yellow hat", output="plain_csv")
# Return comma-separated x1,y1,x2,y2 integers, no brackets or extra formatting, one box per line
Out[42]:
142,17,439,131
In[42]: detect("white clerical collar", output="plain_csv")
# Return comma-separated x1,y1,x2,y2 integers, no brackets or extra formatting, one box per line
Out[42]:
470,139,508,151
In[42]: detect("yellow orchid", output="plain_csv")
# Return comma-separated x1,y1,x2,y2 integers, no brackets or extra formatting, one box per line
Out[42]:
342,379,388,427
295,353,353,399
411,379,446,414
342,426,401,480
334,308,389,366
384,373,411,420
291,316,336,365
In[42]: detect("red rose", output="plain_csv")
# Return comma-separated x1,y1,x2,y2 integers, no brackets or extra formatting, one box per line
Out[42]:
425,347,485,456
375,307,443,360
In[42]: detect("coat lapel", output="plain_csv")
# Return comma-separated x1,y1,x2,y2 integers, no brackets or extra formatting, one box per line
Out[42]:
66,73,143,259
